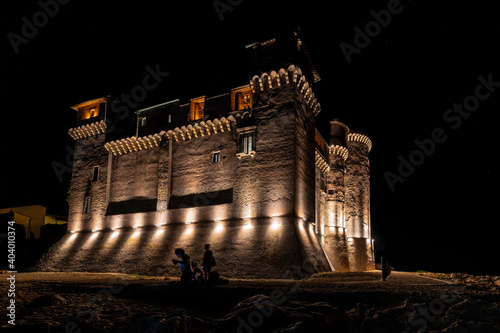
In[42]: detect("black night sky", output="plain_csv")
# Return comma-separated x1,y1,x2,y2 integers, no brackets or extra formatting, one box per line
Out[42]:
1,0,499,274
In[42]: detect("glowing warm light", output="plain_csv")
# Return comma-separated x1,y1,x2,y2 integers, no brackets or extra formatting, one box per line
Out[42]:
111,228,117,231
215,224,224,232
184,209,197,224
185,225,194,234
69,233,77,240
231,85,253,111
70,231,76,234
133,226,139,229
243,222,253,230
190,96,205,121
348,237,353,242
298,220,305,230
155,228,165,235
131,231,140,238
90,232,99,240
110,231,119,239
271,221,281,230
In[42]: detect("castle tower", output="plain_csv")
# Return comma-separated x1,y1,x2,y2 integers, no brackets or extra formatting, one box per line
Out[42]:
321,120,350,271
67,97,110,232
345,132,374,271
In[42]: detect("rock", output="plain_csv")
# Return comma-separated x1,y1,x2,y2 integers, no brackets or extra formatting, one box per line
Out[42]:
1,323,51,333
430,320,500,333
305,301,339,314
428,320,469,332
54,294,67,304
185,316,210,332
358,301,413,333
130,310,187,333
431,297,500,332
273,320,307,333
478,276,491,283
210,294,333,332
28,294,61,307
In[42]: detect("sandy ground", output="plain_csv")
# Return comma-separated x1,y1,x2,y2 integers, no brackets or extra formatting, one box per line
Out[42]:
1,271,499,332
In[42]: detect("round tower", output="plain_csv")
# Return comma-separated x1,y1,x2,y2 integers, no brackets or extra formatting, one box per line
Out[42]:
322,120,350,271
345,132,374,271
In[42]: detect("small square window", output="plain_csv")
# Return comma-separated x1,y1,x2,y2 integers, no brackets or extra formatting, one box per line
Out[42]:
212,151,221,163
91,166,99,182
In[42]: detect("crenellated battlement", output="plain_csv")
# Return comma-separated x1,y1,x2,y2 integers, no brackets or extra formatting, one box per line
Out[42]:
68,120,106,140
315,150,329,172
104,133,163,156
329,145,349,161
103,116,237,156
348,132,372,152
250,64,321,116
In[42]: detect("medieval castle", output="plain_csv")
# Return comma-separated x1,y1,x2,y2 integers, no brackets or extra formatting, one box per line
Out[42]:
43,31,374,277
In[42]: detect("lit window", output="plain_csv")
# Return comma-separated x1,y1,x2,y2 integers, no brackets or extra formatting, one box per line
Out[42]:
72,99,108,122
231,86,253,111
80,106,99,120
239,132,254,154
212,151,221,163
168,114,172,123
91,166,99,182
190,97,205,121
140,117,147,127
83,197,92,214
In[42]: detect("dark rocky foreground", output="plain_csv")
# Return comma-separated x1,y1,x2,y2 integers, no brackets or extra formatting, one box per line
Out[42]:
1,271,500,332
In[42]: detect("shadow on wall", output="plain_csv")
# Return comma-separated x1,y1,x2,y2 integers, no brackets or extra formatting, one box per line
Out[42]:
40,217,330,279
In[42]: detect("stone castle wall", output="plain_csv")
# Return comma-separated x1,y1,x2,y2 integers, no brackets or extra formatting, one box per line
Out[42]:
44,83,334,278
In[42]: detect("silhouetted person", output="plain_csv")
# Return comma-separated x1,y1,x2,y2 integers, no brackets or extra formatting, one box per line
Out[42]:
191,261,204,282
202,244,215,280
172,248,192,285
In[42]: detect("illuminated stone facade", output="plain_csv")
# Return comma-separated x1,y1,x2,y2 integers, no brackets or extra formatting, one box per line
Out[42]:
43,33,374,277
